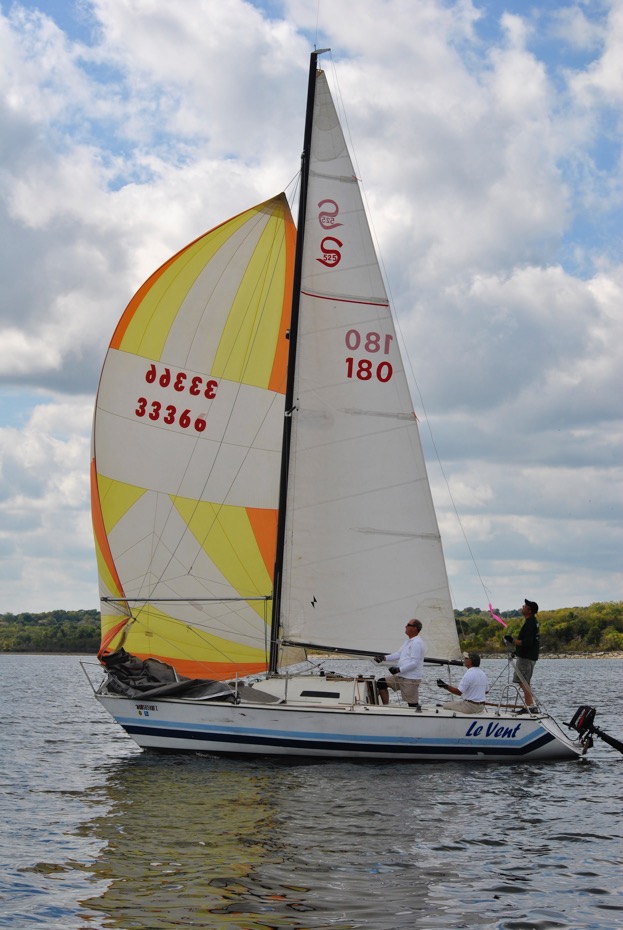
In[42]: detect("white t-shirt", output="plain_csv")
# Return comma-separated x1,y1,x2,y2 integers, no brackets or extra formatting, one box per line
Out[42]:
385,636,426,680
458,666,488,701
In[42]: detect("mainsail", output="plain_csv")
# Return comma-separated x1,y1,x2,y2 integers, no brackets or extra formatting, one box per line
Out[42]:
91,196,296,679
279,71,460,661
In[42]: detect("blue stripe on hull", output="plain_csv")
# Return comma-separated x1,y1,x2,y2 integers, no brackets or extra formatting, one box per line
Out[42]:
122,721,558,758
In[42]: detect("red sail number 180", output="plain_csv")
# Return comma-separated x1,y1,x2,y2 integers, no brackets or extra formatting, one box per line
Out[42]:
345,329,393,382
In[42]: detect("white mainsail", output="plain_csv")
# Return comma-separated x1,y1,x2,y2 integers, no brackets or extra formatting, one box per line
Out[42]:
281,70,460,661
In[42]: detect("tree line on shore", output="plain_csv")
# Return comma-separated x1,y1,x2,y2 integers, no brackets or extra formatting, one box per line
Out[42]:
0,609,100,653
456,601,623,654
0,602,622,655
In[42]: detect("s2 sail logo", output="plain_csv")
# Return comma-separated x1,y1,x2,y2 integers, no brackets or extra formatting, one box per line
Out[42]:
318,199,342,230
316,199,343,267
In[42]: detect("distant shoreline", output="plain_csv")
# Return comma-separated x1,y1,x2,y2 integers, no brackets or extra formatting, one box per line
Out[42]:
482,652,623,660
2,651,622,661
0,651,97,657
313,652,623,661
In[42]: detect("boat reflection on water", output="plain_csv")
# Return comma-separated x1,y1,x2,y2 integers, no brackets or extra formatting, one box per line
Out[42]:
78,753,324,929
76,750,446,929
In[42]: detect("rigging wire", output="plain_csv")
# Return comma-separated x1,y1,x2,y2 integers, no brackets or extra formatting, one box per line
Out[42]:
313,0,322,51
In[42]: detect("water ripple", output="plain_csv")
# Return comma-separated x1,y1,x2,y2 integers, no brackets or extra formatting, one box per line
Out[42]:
1,655,623,929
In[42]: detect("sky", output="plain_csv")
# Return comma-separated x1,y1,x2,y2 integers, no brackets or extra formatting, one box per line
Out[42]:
0,0,621,615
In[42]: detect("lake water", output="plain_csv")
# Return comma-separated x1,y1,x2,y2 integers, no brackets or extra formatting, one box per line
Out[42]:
1,654,622,929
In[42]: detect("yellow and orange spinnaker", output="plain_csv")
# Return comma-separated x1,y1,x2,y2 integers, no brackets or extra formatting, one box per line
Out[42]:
91,195,295,679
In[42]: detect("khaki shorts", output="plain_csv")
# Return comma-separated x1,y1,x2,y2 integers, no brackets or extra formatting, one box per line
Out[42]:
513,658,536,684
386,674,420,704
441,699,486,715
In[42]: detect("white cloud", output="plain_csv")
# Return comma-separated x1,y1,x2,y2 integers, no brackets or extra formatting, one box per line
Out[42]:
0,0,621,614
0,398,95,610
570,0,623,103
550,4,605,52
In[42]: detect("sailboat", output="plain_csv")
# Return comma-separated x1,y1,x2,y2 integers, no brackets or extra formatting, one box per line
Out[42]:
89,51,586,762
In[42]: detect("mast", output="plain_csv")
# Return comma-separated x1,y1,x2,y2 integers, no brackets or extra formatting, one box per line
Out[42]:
269,49,329,674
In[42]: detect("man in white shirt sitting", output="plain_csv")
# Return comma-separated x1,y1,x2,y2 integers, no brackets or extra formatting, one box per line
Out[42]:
437,652,488,714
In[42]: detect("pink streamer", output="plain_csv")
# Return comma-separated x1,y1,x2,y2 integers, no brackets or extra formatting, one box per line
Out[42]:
488,603,508,628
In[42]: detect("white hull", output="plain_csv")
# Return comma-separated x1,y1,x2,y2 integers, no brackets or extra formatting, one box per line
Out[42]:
96,685,582,763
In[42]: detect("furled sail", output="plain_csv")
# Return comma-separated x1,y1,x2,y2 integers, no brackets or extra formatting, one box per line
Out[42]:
281,71,460,660
91,195,296,679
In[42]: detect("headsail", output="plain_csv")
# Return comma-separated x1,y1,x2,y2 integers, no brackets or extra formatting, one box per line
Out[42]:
91,195,296,679
280,70,460,661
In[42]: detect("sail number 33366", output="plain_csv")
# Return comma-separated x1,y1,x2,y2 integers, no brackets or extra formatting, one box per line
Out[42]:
135,364,218,433
345,330,393,382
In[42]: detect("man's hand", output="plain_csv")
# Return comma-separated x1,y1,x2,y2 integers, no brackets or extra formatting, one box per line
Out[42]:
503,635,514,645
436,678,448,689
388,666,400,675
373,655,385,663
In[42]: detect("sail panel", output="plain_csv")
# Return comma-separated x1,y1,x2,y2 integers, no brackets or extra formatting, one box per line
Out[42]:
281,72,460,661
110,199,292,382
90,460,127,605
101,603,269,679
99,593,271,661
111,214,246,356
211,222,295,388
94,371,285,508
171,499,274,613
92,195,295,678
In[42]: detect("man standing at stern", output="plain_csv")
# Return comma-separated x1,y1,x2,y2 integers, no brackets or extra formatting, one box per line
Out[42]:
374,619,426,708
504,598,540,710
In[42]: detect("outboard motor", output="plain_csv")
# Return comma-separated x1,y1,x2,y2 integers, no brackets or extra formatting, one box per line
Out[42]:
568,704,596,734
567,705,623,755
